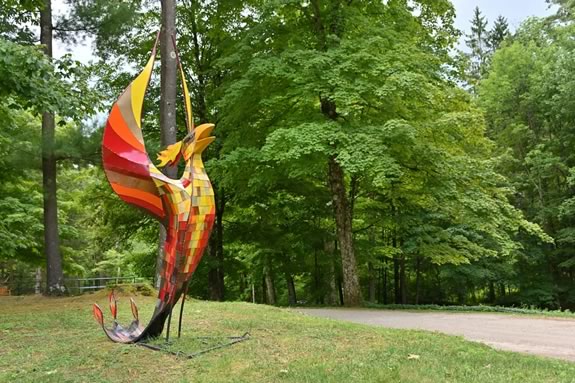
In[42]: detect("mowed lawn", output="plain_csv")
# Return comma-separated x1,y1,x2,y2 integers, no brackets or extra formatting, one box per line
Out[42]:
1,291,574,383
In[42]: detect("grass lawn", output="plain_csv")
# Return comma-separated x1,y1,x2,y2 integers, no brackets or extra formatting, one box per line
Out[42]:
1,291,574,383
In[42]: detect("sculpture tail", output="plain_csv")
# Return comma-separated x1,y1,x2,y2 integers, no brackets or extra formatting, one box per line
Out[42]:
92,291,172,344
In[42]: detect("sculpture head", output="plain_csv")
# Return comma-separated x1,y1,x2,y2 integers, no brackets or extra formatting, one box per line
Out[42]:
157,123,215,168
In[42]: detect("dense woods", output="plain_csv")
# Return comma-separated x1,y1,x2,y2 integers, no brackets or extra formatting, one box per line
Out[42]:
2,0,575,310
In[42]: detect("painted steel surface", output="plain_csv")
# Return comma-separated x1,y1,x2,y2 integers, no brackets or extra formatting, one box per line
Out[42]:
93,34,215,343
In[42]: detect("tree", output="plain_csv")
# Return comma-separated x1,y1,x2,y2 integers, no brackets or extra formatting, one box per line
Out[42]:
465,6,489,91
39,0,66,294
488,15,510,51
479,17,575,309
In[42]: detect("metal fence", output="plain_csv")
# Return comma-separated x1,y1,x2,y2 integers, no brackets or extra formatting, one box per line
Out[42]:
2,275,153,296
65,276,154,295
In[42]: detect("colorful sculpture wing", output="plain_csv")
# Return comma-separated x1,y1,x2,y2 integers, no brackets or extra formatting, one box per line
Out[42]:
102,37,165,221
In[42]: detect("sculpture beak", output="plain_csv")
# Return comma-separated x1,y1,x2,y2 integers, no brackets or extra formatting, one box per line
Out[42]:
193,123,215,153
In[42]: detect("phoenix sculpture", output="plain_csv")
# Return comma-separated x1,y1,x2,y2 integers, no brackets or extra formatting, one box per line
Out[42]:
92,34,216,343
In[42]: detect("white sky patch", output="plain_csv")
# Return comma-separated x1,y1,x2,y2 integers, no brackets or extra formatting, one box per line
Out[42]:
52,0,95,64
452,0,557,32
52,0,558,63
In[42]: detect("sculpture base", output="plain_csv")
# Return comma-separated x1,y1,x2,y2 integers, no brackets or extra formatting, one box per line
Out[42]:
137,332,251,359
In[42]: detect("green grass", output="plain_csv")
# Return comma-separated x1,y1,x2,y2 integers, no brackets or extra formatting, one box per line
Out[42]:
1,292,574,383
363,303,575,318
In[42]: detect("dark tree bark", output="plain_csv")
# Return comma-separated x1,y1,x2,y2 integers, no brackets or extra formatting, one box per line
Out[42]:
400,255,407,304
160,0,178,157
368,262,377,303
40,0,64,295
156,0,178,287
328,154,362,306
309,0,360,307
368,228,376,303
415,257,422,305
208,190,225,300
325,240,339,305
393,257,400,304
382,260,388,304
286,273,297,306
261,277,267,304
488,281,496,303
264,259,276,305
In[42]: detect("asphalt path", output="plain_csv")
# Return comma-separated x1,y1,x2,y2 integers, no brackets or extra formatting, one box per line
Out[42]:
298,308,575,362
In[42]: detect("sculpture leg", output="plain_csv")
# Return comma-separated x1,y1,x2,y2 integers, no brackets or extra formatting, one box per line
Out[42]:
178,280,190,338
166,307,173,342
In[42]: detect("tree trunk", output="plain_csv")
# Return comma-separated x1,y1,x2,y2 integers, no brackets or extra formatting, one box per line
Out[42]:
368,262,376,303
488,281,496,303
156,0,178,286
382,260,388,304
326,240,339,305
208,189,225,300
368,227,376,303
286,273,297,306
393,257,400,304
264,260,276,305
328,155,361,306
415,257,421,305
35,268,42,295
400,255,407,304
499,283,506,297
40,0,64,295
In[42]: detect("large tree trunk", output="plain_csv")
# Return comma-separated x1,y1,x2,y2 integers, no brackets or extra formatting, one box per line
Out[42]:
40,0,64,295
328,155,361,306
311,1,360,307
156,0,178,287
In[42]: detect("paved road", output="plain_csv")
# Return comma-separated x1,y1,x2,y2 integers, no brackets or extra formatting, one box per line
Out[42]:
298,308,575,362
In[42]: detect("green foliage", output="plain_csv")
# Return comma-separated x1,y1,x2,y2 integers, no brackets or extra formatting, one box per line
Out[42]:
479,16,575,309
2,0,572,312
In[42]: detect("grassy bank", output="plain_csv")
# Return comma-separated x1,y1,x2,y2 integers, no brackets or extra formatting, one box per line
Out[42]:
1,292,574,383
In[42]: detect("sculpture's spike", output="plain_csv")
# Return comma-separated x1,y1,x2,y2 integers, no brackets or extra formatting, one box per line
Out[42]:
92,304,104,327
108,290,118,320
130,298,139,320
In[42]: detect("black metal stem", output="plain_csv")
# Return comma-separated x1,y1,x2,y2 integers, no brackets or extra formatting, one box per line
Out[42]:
178,281,190,338
166,306,173,342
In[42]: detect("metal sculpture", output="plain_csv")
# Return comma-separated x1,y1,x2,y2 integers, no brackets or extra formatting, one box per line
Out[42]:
92,33,215,343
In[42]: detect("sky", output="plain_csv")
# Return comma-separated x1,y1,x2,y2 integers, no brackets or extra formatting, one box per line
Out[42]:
52,0,558,63
452,0,556,32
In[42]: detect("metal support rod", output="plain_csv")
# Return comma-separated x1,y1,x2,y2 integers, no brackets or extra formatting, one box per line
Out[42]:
178,280,190,338
166,306,173,342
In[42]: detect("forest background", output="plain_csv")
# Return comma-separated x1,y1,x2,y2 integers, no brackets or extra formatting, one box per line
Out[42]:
2,0,575,310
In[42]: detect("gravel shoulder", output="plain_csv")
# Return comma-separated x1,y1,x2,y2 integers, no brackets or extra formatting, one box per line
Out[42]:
298,308,575,362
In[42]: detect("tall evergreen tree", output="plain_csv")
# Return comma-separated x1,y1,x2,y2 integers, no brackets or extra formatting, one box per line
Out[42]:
465,6,489,91
488,15,510,51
